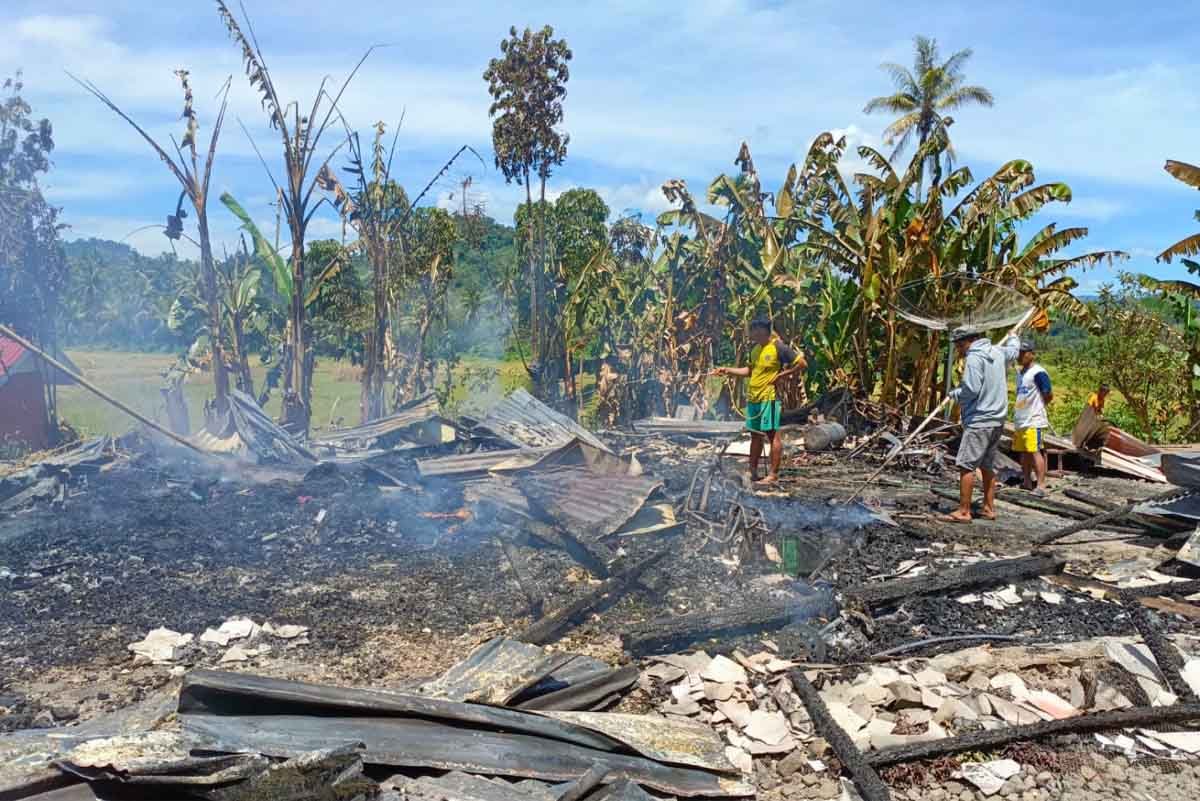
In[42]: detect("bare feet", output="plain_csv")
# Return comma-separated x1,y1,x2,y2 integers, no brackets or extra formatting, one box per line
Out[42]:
941,511,973,524
978,508,997,521
755,474,780,486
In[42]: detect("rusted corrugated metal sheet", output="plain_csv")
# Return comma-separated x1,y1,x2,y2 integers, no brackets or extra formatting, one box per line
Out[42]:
537,711,736,773
631,418,744,436
417,448,556,480
310,394,450,450
474,389,610,453
517,467,663,542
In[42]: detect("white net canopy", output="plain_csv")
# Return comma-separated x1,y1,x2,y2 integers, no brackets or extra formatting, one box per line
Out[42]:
895,274,1033,334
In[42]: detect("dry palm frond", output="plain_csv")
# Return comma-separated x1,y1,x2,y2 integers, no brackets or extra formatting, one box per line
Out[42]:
1165,160,1200,189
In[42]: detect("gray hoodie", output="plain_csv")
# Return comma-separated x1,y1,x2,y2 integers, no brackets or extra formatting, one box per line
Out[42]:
948,335,1020,429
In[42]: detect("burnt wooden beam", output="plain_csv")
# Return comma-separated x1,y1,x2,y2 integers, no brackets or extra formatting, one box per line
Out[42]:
864,703,1200,767
788,671,892,801
1035,502,1137,546
844,554,1066,609
1122,591,1200,703
518,550,666,646
622,603,796,657
930,487,1141,534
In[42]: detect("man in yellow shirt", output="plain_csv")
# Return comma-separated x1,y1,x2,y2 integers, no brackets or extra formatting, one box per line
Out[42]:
714,319,805,484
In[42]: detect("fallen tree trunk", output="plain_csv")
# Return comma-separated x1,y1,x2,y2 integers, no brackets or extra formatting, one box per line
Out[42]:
518,550,666,646
864,703,1200,767
787,671,892,801
844,555,1066,609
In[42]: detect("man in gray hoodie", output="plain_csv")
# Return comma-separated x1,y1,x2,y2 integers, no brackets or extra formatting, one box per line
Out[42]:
944,329,1020,523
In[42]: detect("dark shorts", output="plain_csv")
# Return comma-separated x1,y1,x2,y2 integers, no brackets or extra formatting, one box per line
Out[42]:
956,425,1003,472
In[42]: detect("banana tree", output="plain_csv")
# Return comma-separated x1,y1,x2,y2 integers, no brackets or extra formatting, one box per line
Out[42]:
221,193,347,406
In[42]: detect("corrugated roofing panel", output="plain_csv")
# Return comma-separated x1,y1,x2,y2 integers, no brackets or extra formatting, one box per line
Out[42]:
417,448,556,480
474,389,609,452
310,394,448,450
517,467,662,541
631,418,744,436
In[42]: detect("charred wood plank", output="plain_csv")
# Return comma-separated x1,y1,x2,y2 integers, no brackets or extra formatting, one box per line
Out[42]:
1035,502,1138,546
518,551,667,646
787,671,891,801
497,536,545,619
930,487,1140,534
864,703,1200,768
1061,489,1187,535
844,555,1066,609
1043,574,1200,621
622,603,795,657
1122,591,1200,703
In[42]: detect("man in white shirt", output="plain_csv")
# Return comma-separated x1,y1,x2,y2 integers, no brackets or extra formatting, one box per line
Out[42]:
1012,338,1053,495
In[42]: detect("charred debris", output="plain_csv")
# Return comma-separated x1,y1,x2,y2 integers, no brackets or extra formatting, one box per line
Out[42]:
2,387,1200,801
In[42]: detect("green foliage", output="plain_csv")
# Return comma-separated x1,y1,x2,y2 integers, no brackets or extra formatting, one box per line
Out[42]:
0,72,66,343
483,26,572,187
62,239,185,351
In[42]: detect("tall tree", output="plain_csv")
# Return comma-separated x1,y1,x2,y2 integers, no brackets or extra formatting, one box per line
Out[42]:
0,72,67,435
216,0,371,433
75,69,232,418
484,25,572,400
864,35,993,192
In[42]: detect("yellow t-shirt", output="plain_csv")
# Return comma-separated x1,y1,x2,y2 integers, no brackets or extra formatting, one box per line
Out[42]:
747,339,793,403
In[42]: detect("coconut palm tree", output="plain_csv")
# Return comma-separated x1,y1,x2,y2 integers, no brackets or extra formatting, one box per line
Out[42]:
864,35,993,193
1157,160,1200,265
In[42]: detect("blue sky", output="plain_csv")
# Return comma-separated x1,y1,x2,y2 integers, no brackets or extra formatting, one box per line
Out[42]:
4,0,1198,292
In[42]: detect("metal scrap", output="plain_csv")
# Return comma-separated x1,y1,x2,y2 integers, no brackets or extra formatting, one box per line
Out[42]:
474,389,610,453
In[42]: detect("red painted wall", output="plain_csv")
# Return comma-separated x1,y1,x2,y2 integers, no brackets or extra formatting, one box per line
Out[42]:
0,371,49,450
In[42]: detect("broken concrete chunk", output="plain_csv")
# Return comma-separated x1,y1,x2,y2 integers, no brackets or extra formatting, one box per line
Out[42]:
1177,526,1200,568
714,699,752,728
964,671,991,691
742,709,790,746
724,745,753,774
886,681,924,708
960,759,1021,796
703,682,736,702
700,654,748,685
1039,591,1063,605
988,672,1030,701
933,697,978,724
912,667,947,687
263,622,309,640
825,702,868,735
1145,731,1200,754
643,663,687,683
128,628,193,663
1026,689,1077,719
654,651,713,675
662,699,701,716
985,693,1041,726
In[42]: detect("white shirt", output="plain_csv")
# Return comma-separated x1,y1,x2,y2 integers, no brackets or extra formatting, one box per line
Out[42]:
1013,363,1050,429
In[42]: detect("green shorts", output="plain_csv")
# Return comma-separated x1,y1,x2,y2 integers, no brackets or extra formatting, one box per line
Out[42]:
746,400,782,433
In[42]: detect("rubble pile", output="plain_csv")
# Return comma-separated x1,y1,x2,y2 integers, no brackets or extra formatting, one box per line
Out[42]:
3,388,1200,801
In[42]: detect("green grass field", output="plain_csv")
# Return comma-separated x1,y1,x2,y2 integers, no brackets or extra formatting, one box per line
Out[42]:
56,348,1132,443
58,351,533,437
